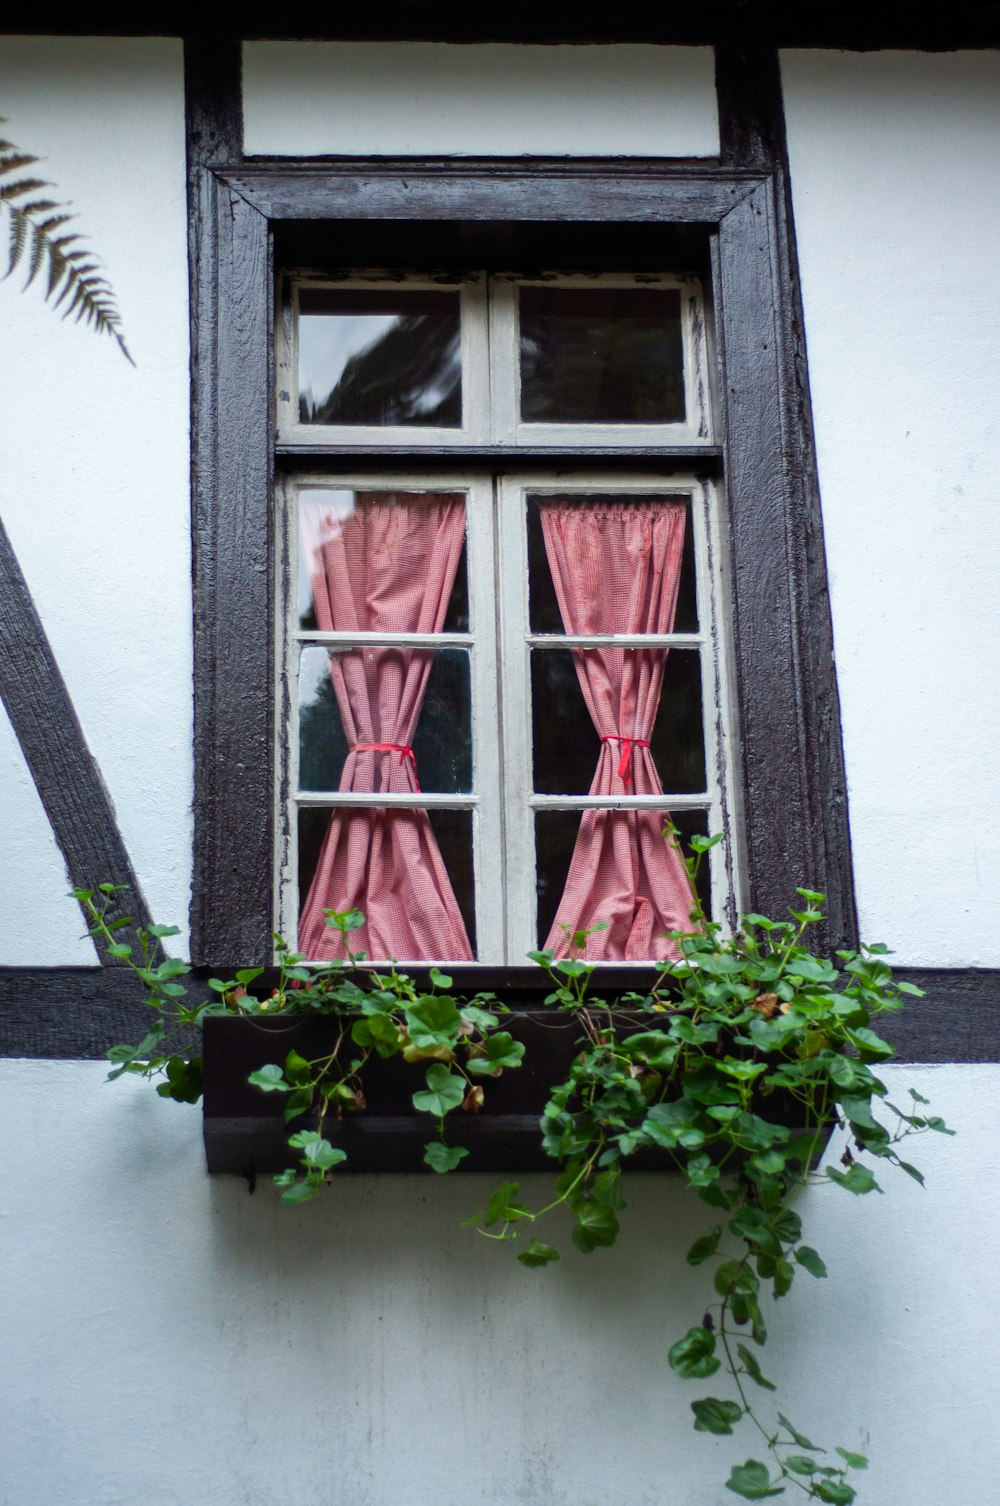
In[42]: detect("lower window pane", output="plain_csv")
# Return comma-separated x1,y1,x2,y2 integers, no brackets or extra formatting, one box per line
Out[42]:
531,646,706,796
296,806,475,962
535,807,710,961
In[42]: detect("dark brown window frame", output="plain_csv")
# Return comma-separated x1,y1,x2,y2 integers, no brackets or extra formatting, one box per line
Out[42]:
190,154,857,968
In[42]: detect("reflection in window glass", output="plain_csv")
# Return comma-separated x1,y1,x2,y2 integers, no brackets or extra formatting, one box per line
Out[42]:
298,645,473,794
519,286,685,424
298,288,462,427
297,490,469,633
531,647,705,796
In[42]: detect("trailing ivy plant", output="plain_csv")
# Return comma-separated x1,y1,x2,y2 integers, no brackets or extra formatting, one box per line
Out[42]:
78,891,524,1197
86,828,951,1503
1,122,131,360
466,833,952,1503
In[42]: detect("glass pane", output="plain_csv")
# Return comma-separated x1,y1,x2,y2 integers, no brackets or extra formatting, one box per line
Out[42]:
297,490,469,634
298,646,472,793
298,287,462,427
297,806,476,958
527,493,696,634
535,806,711,951
531,647,705,795
519,286,684,424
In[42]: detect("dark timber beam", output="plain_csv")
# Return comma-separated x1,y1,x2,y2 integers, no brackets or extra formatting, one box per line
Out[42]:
714,44,858,954
0,519,152,959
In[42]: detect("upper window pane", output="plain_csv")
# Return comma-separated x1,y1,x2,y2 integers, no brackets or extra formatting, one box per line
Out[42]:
298,489,469,634
298,288,462,427
518,286,685,425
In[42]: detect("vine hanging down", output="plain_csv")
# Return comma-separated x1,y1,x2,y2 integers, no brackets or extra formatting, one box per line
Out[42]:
467,835,954,1502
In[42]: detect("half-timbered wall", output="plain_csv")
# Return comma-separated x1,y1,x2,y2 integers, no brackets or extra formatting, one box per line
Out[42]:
1,35,998,1506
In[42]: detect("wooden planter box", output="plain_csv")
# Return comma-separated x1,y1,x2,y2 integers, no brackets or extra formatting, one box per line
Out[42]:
202,1013,831,1178
203,1011,586,1176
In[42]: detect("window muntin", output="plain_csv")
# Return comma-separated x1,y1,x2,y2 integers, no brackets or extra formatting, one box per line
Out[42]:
278,469,735,966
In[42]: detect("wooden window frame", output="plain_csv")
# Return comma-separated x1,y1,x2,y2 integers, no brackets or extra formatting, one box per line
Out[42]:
190,155,857,969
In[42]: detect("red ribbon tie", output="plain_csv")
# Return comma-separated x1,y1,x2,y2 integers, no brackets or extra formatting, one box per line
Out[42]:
351,742,421,792
600,734,651,785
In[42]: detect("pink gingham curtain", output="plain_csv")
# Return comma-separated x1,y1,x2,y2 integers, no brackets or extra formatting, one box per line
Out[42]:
297,493,473,962
540,498,697,960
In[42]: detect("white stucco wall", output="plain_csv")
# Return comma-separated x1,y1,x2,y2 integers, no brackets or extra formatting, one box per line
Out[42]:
0,1059,992,1506
0,37,192,961
1,35,997,1506
781,50,1000,966
242,42,719,157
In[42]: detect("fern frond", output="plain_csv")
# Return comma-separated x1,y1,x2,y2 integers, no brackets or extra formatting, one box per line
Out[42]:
0,123,132,363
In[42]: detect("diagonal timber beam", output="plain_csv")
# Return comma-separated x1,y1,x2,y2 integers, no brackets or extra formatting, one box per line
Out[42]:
0,517,153,960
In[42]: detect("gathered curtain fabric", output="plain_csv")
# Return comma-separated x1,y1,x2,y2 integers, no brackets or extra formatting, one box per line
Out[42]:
297,493,473,962
539,498,697,960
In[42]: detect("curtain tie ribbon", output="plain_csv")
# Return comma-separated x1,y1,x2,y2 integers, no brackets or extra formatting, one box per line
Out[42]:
351,742,421,792
600,734,650,785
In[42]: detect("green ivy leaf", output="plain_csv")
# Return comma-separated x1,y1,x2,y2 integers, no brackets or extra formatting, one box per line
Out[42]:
622,1031,680,1069
554,958,591,978
814,1482,856,1505
351,1011,401,1057
279,1179,321,1205
725,1460,784,1498
571,1199,620,1253
668,1327,720,1380
466,1030,526,1074
412,1063,466,1116
826,1164,881,1195
715,1261,758,1298
692,1397,742,1434
484,1180,530,1227
896,1160,925,1184
686,1226,722,1265
736,1343,776,1391
283,1049,312,1085
795,1246,828,1279
834,1448,868,1471
847,1026,895,1060
405,995,462,1050
423,1141,469,1173
518,1239,560,1268
686,1153,721,1188
777,1414,820,1450
155,1055,203,1104
772,1258,795,1298
428,967,453,990
296,1135,347,1172
283,1086,314,1124
784,1456,818,1476
248,1063,291,1093
460,1004,498,1031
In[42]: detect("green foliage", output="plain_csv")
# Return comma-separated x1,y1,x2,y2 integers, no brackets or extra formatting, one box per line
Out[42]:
465,831,950,1504
1,123,131,360
84,890,523,1202
91,823,950,1505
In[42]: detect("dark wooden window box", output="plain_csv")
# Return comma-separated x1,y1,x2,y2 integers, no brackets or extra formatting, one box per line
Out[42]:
202,1013,829,1177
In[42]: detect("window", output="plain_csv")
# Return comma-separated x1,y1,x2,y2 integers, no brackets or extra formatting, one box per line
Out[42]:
274,272,735,965
191,159,855,969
